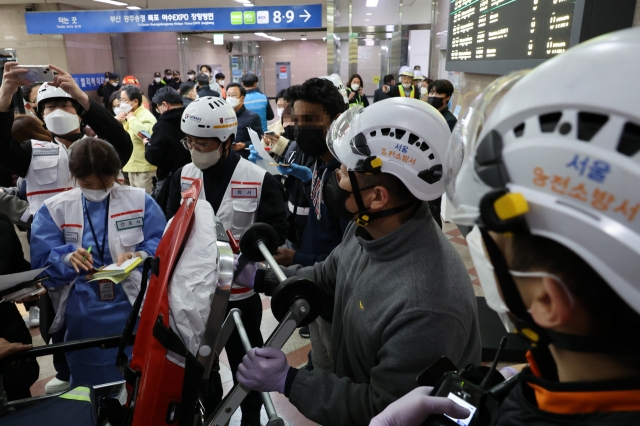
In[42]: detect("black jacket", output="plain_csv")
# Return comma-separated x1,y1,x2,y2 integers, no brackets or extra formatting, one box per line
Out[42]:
96,82,121,110
168,79,182,90
197,86,220,98
440,107,458,131
0,97,133,178
182,96,194,108
387,84,420,99
166,150,289,243
144,106,190,182
0,213,39,401
373,87,390,103
235,105,264,143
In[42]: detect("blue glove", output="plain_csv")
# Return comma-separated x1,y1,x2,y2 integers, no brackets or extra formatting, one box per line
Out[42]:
277,163,313,183
248,145,263,164
233,254,257,289
237,347,290,393
369,387,471,426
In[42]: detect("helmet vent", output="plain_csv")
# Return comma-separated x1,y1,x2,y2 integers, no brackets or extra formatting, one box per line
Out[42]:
351,133,371,156
395,129,406,140
408,133,420,145
419,142,430,152
539,112,562,133
380,128,391,136
617,122,640,157
577,112,609,141
370,131,376,137
428,153,435,160
514,123,525,137
208,102,216,109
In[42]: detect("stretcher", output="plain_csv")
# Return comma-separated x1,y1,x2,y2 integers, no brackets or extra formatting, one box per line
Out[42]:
0,179,323,426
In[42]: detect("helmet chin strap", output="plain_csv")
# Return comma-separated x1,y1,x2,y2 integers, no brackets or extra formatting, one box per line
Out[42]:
479,226,640,355
347,171,417,227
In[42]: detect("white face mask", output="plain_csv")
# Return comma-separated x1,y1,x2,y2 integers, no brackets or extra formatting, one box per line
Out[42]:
111,82,119,87
218,80,225,86
118,103,133,114
154,77,161,83
191,144,223,170
420,87,428,95
351,83,360,91
43,109,80,136
402,83,413,90
187,74,195,80
226,97,240,108
81,185,114,202
277,107,285,117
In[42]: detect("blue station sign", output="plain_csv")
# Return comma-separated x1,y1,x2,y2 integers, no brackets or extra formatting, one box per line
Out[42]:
25,4,322,34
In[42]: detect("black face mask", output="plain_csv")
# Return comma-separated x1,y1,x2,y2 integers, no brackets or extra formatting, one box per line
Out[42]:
322,172,356,220
283,125,296,141
295,127,327,157
427,96,444,109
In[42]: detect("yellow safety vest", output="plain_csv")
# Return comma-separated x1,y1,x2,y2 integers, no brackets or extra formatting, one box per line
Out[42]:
398,85,415,98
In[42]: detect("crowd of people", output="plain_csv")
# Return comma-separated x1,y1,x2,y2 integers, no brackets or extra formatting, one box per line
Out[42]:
0,26,639,426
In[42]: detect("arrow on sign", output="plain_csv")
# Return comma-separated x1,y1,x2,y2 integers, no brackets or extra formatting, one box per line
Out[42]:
299,9,311,22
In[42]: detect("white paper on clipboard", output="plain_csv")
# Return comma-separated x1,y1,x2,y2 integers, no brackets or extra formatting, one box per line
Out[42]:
247,128,280,175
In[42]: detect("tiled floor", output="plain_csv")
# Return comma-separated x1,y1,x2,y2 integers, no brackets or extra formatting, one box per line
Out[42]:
16,218,480,425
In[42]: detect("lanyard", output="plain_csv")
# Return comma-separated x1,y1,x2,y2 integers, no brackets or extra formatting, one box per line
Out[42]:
84,197,110,266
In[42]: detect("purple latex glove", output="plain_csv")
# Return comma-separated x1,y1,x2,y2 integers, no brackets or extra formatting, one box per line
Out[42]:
233,254,257,289
236,347,290,393
369,387,471,426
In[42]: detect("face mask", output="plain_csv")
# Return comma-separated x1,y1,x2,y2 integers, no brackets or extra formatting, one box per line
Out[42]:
43,109,80,136
165,74,172,79
351,83,360,91
219,80,225,86
428,96,444,109
154,77,161,83
322,172,356,220
118,103,133,114
295,127,327,157
191,144,223,170
402,83,413,90
226,97,240,108
420,87,428,96
277,107,285,117
174,77,180,81
203,72,210,76
81,185,114,202
111,82,119,87
187,74,195,80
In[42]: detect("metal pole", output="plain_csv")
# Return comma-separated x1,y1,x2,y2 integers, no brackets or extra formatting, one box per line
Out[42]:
257,241,287,283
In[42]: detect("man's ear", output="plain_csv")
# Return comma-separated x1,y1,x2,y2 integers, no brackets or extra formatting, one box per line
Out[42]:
528,275,575,330
367,185,391,211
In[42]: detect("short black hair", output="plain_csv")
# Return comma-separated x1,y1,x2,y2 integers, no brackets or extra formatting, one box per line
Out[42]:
241,74,259,88
284,85,301,103
348,74,364,89
510,233,640,367
179,81,196,97
196,73,210,86
120,84,143,106
153,86,183,106
187,70,196,75
21,83,40,103
427,79,454,98
383,74,395,85
226,82,246,97
275,89,287,104
360,172,418,206
200,65,212,73
295,78,347,120
215,73,225,80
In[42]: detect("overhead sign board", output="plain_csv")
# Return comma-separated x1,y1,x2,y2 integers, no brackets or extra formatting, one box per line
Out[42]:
25,4,322,34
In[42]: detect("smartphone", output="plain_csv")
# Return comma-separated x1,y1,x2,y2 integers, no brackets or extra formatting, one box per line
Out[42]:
424,372,482,426
12,65,55,83
444,393,478,426
138,130,151,140
265,131,277,136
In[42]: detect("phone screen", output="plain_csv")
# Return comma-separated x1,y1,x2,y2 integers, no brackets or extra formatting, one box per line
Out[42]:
444,393,477,426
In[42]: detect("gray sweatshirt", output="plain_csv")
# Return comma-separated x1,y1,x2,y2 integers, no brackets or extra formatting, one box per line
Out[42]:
278,202,481,426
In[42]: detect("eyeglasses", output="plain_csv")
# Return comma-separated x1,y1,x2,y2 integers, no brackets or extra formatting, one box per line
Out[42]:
181,137,217,152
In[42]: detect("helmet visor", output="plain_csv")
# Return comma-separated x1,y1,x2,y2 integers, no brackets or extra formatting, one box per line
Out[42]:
327,105,365,161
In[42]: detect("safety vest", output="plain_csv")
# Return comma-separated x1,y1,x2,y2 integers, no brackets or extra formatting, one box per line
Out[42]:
43,184,147,333
23,140,74,221
347,89,364,108
399,85,416,98
181,158,266,301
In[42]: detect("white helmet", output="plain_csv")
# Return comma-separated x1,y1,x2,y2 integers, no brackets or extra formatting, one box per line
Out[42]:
445,27,640,315
36,83,74,112
321,74,348,103
413,70,424,81
398,66,413,78
328,97,450,201
180,96,237,141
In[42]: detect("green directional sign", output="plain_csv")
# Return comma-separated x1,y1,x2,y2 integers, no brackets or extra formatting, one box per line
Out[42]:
243,11,256,24
230,11,242,25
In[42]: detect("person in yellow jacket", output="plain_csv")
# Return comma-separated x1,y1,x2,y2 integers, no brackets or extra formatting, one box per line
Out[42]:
118,84,157,193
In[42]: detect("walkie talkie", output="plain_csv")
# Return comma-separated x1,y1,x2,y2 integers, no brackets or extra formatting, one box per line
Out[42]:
423,337,508,426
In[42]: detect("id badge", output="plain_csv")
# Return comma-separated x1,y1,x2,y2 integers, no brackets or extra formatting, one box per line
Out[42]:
99,280,115,301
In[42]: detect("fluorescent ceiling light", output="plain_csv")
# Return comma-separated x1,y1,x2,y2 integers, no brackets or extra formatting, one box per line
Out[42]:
234,0,250,2
233,35,240,39
365,19,370,21
322,37,327,41
127,6,141,9
243,3,254,6
366,0,378,7
366,13,372,15
254,32,282,42
301,37,307,41
93,0,128,6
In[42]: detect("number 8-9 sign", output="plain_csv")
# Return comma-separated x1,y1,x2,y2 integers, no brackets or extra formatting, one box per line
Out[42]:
273,10,294,24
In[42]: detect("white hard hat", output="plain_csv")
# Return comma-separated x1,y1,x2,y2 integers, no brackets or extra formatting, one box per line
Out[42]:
444,27,640,314
36,83,73,111
321,74,348,103
328,97,450,201
180,96,237,141
413,70,424,80
399,66,413,78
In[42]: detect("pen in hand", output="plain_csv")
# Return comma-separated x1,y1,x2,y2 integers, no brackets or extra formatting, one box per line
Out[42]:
83,246,92,261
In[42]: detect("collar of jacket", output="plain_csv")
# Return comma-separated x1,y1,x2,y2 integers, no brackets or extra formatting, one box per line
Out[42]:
354,201,433,262
158,106,185,122
236,105,247,115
